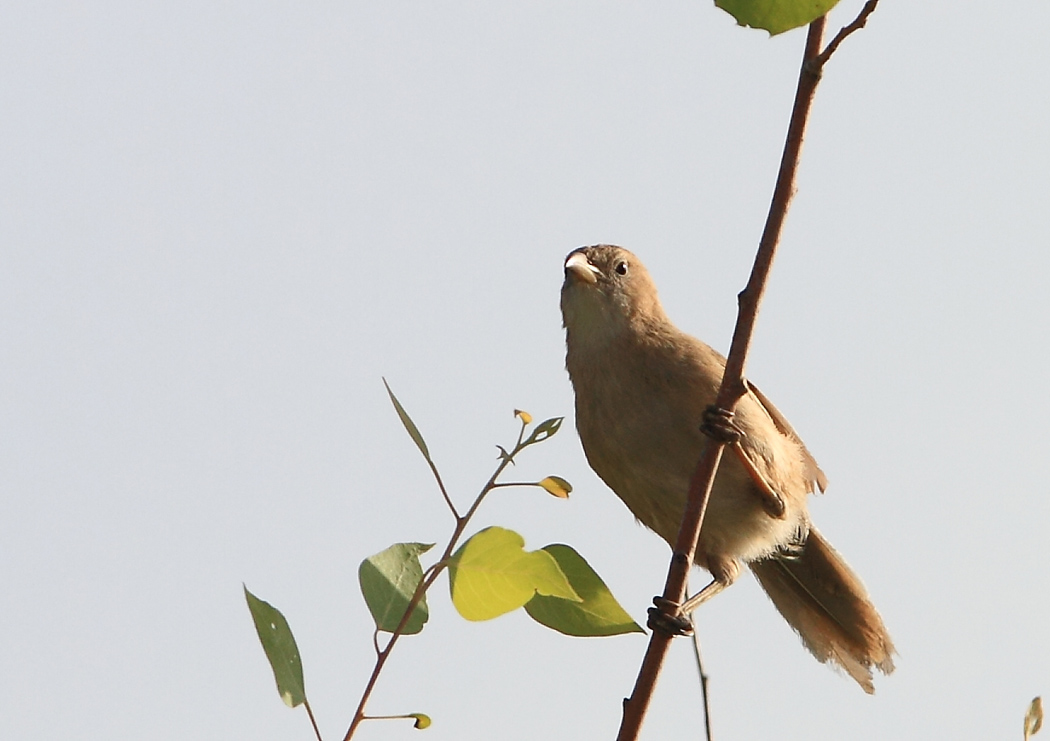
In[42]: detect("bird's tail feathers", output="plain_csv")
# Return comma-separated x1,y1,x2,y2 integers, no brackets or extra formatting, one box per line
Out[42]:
749,527,895,693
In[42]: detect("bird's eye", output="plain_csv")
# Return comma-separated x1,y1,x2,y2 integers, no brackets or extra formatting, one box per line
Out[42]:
615,261,629,276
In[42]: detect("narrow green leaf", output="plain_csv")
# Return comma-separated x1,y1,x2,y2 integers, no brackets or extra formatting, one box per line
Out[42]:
410,713,432,729
1026,697,1044,740
359,542,435,634
537,476,572,499
716,0,839,36
449,527,580,621
244,585,307,707
522,417,563,446
383,378,431,462
525,545,645,637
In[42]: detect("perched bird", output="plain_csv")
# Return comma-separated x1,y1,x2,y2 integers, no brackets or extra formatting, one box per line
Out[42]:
561,244,894,693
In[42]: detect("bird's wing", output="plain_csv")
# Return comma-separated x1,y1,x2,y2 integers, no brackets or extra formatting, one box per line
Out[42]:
745,379,828,493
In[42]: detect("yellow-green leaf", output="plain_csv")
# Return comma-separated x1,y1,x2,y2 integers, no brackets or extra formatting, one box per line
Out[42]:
514,409,533,425
1026,697,1044,741
716,0,840,36
525,545,645,637
538,476,572,499
244,586,307,707
449,527,580,621
359,542,434,634
411,713,432,729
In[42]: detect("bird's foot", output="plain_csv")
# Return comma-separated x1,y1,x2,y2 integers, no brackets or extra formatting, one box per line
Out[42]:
700,406,744,444
647,597,694,637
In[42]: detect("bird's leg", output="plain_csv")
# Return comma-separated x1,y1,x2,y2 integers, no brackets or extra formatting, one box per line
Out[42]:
679,578,728,615
702,405,786,519
648,572,732,635
680,556,739,615
731,442,787,519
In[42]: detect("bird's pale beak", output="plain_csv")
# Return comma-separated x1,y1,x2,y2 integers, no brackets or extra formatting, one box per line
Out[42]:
564,252,600,284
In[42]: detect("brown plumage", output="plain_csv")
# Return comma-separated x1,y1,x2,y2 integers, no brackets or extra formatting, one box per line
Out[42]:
560,244,894,693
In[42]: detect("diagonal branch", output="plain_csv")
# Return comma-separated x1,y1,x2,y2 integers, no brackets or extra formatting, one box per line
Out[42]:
616,1,880,735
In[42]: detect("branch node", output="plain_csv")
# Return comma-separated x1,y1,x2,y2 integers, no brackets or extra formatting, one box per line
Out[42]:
802,58,824,81
816,0,879,69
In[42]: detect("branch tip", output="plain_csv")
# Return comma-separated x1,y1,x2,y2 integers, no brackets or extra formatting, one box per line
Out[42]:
816,0,879,69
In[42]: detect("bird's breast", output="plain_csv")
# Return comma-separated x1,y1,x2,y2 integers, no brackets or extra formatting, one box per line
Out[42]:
567,336,808,564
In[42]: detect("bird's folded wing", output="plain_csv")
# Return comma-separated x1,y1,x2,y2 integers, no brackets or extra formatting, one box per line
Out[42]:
745,379,828,494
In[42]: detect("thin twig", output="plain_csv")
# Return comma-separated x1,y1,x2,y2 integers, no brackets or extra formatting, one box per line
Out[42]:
426,458,460,520
690,631,714,741
303,699,324,741
362,714,424,724
816,0,879,68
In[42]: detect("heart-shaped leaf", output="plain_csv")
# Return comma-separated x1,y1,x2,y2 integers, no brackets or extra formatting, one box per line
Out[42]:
449,527,580,621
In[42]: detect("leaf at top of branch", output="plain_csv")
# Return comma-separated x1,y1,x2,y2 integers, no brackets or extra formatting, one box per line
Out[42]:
514,409,533,425
410,713,432,729
522,417,563,447
1026,697,1044,741
716,0,839,36
383,378,431,463
537,476,572,499
448,526,580,621
244,585,307,708
525,545,645,637
359,542,435,634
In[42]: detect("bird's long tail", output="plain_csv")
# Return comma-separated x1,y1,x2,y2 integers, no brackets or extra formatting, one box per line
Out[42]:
748,527,895,693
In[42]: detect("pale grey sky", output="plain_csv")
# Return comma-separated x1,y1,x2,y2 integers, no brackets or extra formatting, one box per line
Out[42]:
2,2,1049,739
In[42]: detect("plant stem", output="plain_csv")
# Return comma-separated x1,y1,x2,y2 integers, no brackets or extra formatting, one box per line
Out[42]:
691,631,714,741
303,699,323,741
427,457,460,520
817,0,880,68
342,424,531,741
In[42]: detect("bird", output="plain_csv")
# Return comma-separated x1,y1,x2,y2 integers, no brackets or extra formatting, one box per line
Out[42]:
560,244,894,693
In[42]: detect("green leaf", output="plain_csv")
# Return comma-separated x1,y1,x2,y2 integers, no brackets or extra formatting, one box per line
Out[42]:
410,713,432,730
716,0,840,36
522,417,563,446
537,475,572,499
1026,697,1044,741
383,378,431,462
359,542,435,634
244,586,307,707
525,545,645,636
449,527,580,621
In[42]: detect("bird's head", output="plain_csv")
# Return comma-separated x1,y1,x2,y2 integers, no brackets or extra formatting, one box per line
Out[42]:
560,245,666,347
